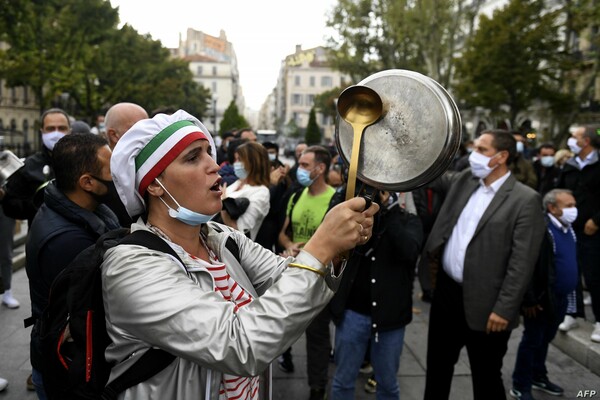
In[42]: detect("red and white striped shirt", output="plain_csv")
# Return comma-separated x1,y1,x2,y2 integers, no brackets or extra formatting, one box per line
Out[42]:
191,252,259,400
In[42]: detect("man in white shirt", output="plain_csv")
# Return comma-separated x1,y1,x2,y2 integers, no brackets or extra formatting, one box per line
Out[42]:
422,130,545,400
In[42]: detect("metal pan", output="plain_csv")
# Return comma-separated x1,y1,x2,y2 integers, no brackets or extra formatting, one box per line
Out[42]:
335,69,462,192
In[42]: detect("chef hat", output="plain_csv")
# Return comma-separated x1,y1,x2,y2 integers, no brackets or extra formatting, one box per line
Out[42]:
110,109,216,218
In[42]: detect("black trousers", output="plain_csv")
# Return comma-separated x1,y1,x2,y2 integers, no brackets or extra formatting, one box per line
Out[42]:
424,269,511,400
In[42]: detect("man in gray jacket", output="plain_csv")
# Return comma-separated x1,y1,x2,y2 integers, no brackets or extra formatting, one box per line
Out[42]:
422,130,545,400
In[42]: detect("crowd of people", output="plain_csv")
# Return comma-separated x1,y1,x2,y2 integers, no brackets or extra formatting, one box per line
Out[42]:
0,104,598,400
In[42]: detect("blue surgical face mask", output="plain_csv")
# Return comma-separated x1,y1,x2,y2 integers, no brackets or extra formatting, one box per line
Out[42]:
233,161,248,180
154,178,216,226
42,131,67,151
268,153,277,161
297,167,315,187
540,155,555,168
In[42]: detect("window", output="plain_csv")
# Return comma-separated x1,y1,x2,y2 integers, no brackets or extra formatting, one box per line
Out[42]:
310,76,315,87
212,81,217,93
23,119,29,136
10,118,16,132
197,66,203,76
292,94,302,105
307,94,315,105
11,88,17,104
23,87,28,104
212,66,217,76
321,76,333,87
294,76,301,86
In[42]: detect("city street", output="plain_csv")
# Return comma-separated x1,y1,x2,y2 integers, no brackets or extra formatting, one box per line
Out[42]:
1,263,598,400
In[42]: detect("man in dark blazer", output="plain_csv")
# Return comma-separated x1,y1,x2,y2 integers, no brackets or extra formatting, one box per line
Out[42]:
422,129,545,400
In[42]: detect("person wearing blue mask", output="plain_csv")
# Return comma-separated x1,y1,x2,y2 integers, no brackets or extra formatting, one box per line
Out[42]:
106,110,379,400
219,141,271,240
277,145,336,400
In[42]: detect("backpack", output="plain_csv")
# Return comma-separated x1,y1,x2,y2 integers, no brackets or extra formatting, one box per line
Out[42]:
38,227,241,400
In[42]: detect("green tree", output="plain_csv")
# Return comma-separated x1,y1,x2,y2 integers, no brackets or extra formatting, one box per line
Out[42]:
93,25,210,120
305,108,321,145
314,87,345,121
325,0,479,87
285,119,300,138
0,0,119,115
0,0,210,122
453,0,563,128
219,101,249,136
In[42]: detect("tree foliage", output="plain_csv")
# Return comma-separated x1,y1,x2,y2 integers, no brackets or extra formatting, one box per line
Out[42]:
453,0,563,128
305,108,322,145
0,0,210,122
219,100,249,136
325,0,479,87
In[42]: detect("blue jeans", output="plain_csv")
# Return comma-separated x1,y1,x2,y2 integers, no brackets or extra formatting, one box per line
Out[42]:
512,295,568,392
32,368,47,400
332,310,405,400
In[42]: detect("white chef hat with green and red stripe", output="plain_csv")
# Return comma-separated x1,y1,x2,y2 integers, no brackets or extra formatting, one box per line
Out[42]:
111,109,216,218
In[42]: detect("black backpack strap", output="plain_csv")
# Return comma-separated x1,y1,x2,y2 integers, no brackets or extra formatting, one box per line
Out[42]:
101,349,175,400
120,229,185,266
210,223,241,264
100,230,182,399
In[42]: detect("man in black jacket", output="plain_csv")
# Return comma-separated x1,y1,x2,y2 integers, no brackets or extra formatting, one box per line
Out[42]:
25,133,120,398
0,108,71,226
330,190,423,399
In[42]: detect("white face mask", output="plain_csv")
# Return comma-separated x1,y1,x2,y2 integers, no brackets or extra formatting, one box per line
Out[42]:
468,151,498,179
559,207,578,225
540,155,555,168
516,141,525,153
42,131,67,151
567,137,582,155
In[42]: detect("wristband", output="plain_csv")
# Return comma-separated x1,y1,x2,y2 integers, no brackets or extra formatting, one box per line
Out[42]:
288,262,325,277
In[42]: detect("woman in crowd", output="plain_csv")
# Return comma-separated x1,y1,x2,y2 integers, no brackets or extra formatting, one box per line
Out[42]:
220,141,271,240
103,109,378,399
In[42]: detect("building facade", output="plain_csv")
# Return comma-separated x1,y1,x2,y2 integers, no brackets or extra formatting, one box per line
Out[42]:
269,45,349,142
175,28,243,135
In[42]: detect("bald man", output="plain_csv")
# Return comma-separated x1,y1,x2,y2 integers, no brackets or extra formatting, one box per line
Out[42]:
104,102,148,149
102,102,148,226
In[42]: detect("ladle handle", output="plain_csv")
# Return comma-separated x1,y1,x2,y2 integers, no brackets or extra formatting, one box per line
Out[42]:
345,123,368,202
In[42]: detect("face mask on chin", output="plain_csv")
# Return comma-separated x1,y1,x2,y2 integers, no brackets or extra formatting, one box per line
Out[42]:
154,178,216,226
468,151,499,179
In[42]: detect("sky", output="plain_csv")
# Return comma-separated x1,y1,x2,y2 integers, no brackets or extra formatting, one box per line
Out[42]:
109,0,337,111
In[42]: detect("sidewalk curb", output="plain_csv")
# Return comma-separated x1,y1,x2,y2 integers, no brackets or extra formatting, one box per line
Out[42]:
552,322,600,376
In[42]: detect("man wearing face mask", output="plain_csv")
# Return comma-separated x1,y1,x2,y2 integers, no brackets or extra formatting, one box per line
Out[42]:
24,133,120,398
510,189,578,400
558,124,600,343
422,129,545,400
533,143,558,196
277,145,336,400
510,132,538,190
1,108,71,226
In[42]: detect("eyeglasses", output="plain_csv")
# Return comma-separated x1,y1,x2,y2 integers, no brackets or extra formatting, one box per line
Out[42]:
42,125,70,133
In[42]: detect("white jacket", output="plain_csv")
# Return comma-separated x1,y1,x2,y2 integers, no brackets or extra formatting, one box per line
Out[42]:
102,220,339,399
